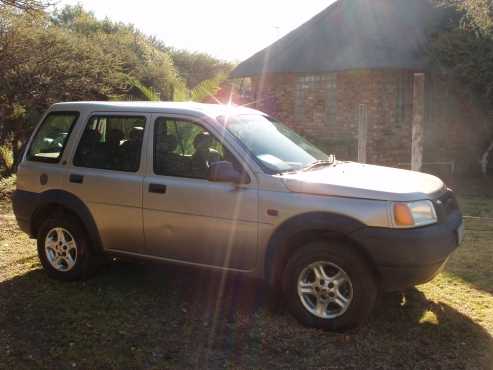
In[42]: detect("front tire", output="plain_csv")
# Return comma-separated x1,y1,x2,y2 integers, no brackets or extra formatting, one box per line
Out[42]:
282,240,377,331
37,215,93,281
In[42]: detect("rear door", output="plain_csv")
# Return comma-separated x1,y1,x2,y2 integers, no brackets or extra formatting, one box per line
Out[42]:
142,115,259,271
64,112,150,253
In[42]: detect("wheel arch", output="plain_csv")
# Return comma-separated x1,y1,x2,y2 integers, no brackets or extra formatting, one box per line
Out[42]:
31,190,103,254
264,212,378,288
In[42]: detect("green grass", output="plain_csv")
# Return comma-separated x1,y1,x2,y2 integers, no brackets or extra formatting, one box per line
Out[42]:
1,179,492,369
457,195,493,218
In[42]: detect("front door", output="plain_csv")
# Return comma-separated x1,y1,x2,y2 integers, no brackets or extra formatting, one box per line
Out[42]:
142,116,258,271
65,113,149,252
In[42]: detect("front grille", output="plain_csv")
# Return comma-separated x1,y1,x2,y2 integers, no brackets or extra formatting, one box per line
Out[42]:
434,190,459,222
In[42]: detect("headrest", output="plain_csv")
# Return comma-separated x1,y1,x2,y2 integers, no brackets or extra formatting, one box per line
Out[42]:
83,130,101,144
129,126,144,141
157,135,178,153
193,132,213,149
108,129,124,144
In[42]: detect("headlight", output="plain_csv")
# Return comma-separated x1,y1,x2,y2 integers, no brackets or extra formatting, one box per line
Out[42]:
392,200,437,228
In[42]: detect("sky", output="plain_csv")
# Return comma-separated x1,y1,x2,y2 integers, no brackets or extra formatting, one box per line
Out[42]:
56,0,336,62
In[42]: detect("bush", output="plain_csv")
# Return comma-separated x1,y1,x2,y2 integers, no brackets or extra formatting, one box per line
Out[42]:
0,174,16,200
0,143,14,174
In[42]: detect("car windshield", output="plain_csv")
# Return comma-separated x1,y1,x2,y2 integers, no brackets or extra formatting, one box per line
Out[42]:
222,114,330,173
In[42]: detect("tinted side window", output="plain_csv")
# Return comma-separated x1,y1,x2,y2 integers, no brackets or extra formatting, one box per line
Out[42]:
74,116,146,172
154,118,232,179
27,112,79,163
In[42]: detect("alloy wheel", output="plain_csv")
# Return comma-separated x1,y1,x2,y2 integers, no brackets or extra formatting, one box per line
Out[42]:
297,261,353,319
44,227,78,272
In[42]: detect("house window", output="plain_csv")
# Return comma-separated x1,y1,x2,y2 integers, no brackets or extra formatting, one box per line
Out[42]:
324,73,337,126
294,87,305,121
295,80,305,121
295,74,336,123
396,73,409,126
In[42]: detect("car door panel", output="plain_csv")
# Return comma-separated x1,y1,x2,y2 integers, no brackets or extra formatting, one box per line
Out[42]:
142,115,259,271
64,112,148,253
65,169,144,253
143,176,258,270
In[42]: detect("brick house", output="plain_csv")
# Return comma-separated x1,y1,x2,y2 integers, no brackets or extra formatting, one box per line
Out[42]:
230,0,493,175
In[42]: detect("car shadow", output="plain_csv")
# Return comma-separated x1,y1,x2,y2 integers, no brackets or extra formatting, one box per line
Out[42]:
1,262,492,369
441,219,493,296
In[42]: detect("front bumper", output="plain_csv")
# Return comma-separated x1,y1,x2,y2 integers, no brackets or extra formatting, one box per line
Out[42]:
351,209,463,291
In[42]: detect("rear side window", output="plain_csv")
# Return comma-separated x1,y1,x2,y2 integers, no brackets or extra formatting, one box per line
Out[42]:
27,112,79,163
73,115,146,172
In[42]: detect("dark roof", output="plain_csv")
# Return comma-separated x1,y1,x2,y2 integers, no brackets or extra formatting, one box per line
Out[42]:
231,0,448,77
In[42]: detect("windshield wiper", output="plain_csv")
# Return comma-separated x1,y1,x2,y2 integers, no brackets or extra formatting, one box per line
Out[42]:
302,155,336,172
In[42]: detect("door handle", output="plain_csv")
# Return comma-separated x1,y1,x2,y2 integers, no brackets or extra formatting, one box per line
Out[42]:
148,183,167,194
69,174,84,184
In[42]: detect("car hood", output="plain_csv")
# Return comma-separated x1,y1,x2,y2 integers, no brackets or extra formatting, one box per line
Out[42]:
278,162,445,202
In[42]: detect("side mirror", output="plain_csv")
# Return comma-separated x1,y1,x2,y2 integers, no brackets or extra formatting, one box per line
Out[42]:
208,161,249,184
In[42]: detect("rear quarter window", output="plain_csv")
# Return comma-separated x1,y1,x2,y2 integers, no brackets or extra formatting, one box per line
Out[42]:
27,112,79,163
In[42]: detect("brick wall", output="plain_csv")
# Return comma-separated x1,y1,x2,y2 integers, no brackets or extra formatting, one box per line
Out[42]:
248,70,491,173
424,74,492,174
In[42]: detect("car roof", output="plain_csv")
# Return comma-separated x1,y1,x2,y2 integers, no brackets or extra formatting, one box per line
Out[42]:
50,101,262,120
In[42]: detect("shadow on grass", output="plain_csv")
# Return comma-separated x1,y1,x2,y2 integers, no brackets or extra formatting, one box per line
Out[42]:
1,262,492,370
442,219,493,295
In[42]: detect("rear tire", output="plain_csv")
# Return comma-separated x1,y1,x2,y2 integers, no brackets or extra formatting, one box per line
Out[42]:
37,215,94,281
282,240,377,331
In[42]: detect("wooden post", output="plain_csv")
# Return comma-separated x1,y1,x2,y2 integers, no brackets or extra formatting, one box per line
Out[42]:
411,73,425,172
357,103,368,163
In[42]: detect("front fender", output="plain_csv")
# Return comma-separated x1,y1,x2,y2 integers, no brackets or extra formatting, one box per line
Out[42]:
264,212,366,285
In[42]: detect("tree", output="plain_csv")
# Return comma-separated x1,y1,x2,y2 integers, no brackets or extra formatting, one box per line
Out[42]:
0,9,128,154
166,49,233,89
50,6,231,102
0,4,233,163
51,5,182,101
130,73,227,102
0,5,184,146
0,0,50,12
430,0,493,174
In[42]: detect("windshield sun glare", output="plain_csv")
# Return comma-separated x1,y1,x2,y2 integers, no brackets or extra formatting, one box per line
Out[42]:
222,114,330,173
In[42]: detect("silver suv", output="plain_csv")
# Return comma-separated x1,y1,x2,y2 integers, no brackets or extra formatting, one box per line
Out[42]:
13,102,464,330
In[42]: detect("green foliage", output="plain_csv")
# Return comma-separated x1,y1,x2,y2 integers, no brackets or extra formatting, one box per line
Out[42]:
0,4,230,152
0,7,129,139
0,0,49,12
174,73,227,102
457,0,493,34
128,78,161,102
50,5,181,101
132,73,228,103
166,49,233,89
189,73,227,102
0,141,14,173
430,0,493,104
